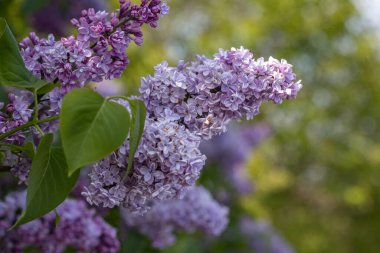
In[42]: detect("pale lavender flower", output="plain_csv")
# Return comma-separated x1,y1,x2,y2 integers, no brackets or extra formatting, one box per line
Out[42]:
122,186,228,249
0,191,120,253
140,47,302,139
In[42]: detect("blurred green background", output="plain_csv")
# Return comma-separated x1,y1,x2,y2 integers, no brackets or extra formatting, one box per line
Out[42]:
1,0,380,252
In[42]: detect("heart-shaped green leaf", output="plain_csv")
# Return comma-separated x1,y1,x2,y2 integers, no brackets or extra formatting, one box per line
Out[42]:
126,99,146,174
0,18,48,89
12,134,79,228
60,88,130,175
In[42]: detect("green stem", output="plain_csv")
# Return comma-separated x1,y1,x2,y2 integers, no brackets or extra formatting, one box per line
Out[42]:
35,124,45,136
33,89,38,122
0,116,59,142
106,95,129,101
32,89,46,136
1,143,25,152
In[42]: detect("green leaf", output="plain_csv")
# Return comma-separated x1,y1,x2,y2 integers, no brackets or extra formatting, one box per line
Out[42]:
37,82,59,95
0,18,48,89
11,134,79,228
21,141,35,158
126,99,146,174
60,88,130,175
21,0,50,14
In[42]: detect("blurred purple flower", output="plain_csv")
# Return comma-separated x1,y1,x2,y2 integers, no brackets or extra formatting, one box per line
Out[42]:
122,186,228,249
239,217,294,253
0,191,120,253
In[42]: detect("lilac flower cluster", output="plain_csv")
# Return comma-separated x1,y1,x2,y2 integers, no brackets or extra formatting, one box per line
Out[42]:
200,123,271,195
19,0,168,117
83,113,206,212
239,217,294,253
122,186,229,249
140,47,302,139
85,47,301,213
21,0,168,85
0,191,120,253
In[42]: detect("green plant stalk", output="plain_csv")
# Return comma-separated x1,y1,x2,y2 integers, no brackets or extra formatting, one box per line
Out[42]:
0,116,59,141
32,89,45,136
106,95,129,101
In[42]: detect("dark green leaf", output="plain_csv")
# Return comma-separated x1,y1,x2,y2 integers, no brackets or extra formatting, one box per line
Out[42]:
21,0,49,14
0,85,7,103
0,18,48,89
11,134,79,228
37,82,59,94
21,141,35,158
60,88,130,175
126,99,146,174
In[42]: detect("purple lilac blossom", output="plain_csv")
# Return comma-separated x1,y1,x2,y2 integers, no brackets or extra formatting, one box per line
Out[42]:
239,217,294,253
122,186,229,249
20,0,168,122
0,191,120,253
140,47,302,139
84,47,301,213
83,105,206,213
200,123,271,194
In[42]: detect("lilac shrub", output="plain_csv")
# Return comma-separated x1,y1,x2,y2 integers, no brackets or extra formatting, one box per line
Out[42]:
0,0,169,183
0,191,120,253
122,186,229,249
0,1,302,250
